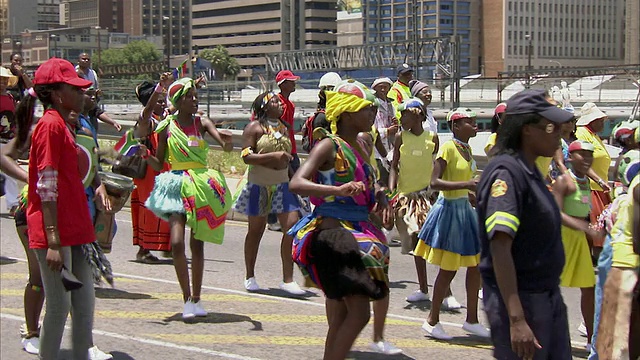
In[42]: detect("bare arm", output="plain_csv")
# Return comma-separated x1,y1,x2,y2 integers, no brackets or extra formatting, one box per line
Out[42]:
491,232,525,324
552,147,568,176
97,112,122,132
146,128,168,171
551,175,589,231
388,132,402,191
586,167,610,191
201,116,233,152
374,132,387,158
241,121,289,168
430,158,476,192
0,137,28,183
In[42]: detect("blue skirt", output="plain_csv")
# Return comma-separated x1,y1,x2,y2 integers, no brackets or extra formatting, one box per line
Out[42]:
233,182,300,217
416,196,480,256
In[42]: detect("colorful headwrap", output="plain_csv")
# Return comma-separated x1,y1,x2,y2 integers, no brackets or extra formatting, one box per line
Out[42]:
617,149,640,187
167,77,195,108
568,140,595,153
260,91,277,111
325,79,379,134
397,98,424,113
446,108,477,122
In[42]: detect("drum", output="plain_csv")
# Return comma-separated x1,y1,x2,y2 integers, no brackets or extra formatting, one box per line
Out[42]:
76,134,98,188
97,171,135,213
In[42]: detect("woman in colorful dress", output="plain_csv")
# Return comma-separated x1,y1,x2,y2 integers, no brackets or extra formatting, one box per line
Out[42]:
552,140,601,348
414,108,490,340
145,77,233,320
389,98,439,303
288,80,392,360
575,102,612,249
234,91,303,295
130,75,173,263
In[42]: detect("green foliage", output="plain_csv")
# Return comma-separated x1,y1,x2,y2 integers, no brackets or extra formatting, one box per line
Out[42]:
100,41,162,66
199,45,241,80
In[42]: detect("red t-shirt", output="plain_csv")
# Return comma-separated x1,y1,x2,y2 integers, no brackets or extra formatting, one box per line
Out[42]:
278,93,297,154
27,109,95,249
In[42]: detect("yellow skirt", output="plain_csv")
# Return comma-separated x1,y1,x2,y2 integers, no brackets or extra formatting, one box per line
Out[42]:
414,242,480,272
560,226,595,288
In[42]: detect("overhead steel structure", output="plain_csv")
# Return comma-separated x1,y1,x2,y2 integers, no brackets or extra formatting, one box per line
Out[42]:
265,36,463,108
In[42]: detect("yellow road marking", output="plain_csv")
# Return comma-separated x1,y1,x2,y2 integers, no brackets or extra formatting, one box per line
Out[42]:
0,273,145,283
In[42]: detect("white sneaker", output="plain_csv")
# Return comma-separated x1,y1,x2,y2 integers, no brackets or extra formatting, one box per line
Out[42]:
182,299,196,320
21,336,39,355
462,322,491,338
267,222,282,231
244,277,261,291
421,321,453,340
279,281,306,295
406,290,430,302
369,340,403,355
478,289,484,299
442,295,462,310
88,345,113,360
193,300,207,317
578,322,588,337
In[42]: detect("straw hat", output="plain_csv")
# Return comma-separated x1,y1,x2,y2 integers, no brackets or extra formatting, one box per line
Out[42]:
0,67,18,87
576,102,607,126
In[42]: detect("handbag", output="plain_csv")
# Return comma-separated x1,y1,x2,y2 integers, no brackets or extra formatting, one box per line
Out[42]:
112,129,148,179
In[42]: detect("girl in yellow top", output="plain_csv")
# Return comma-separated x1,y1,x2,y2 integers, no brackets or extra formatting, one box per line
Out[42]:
552,140,601,345
484,102,506,157
414,108,489,340
389,99,440,303
575,102,611,248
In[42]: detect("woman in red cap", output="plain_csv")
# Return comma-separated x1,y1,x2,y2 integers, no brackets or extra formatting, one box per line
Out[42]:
26,58,109,360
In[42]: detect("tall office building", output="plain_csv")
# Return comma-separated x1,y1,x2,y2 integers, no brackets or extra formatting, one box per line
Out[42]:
625,0,639,64
362,0,481,76
61,0,124,33
7,0,61,33
121,0,190,59
482,0,626,76
191,0,337,69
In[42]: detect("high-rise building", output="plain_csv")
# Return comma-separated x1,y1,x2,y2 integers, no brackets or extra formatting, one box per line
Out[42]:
7,0,61,33
624,0,639,64
482,0,626,76
61,0,124,33
121,0,190,61
191,0,337,69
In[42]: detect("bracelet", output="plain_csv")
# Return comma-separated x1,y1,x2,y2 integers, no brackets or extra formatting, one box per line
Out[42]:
241,147,254,158
154,83,164,94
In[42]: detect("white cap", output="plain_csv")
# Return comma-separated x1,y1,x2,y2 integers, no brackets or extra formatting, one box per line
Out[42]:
371,77,393,89
318,72,342,89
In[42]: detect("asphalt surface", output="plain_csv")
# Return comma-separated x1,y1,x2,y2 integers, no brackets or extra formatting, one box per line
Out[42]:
0,193,591,360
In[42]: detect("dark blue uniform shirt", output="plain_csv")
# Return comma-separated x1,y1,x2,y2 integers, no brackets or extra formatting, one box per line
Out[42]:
477,154,565,292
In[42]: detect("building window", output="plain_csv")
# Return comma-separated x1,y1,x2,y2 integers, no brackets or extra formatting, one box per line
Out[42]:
80,35,90,42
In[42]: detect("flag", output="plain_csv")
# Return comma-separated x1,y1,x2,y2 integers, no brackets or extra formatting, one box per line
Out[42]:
172,59,189,79
113,130,140,157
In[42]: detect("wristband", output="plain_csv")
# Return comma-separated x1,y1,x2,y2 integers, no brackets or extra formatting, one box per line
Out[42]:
154,83,164,94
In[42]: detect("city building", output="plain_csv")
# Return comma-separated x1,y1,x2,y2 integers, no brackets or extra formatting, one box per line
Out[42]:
121,0,190,63
625,0,639,64
60,0,124,33
482,0,627,76
6,0,61,33
191,0,337,70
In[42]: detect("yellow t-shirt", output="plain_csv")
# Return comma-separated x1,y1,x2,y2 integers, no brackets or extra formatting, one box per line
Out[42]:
610,175,639,268
438,140,476,199
397,130,436,194
535,156,552,179
484,133,497,157
575,126,611,191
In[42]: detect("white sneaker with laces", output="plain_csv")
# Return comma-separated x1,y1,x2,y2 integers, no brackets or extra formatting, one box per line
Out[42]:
279,281,306,295
193,300,207,317
369,340,403,355
462,322,491,338
421,321,453,340
406,290,430,302
88,345,113,360
578,322,588,337
182,299,196,320
244,277,261,291
21,336,39,355
442,295,462,310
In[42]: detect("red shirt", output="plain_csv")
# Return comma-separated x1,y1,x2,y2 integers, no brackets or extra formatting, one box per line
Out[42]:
27,109,95,249
278,93,297,154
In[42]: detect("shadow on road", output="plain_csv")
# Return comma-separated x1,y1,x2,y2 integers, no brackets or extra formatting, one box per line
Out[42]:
388,280,421,289
163,312,263,330
0,256,18,265
95,287,153,300
251,287,320,300
59,349,135,359
347,350,415,359
403,301,464,314
445,336,492,350
128,259,174,266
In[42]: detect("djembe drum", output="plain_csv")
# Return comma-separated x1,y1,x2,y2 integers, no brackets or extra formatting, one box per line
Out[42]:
95,172,135,252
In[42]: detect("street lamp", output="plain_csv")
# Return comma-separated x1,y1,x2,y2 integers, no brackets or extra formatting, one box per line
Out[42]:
163,16,170,70
50,34,58,58
525,34,532,89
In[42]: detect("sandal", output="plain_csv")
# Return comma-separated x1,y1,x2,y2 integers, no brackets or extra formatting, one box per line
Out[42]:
136,252,162,264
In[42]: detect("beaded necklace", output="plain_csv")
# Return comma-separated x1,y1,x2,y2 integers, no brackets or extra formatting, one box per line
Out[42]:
453,137,472,161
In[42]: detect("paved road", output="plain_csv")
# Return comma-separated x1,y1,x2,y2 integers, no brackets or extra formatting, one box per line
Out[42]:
0,198,591,360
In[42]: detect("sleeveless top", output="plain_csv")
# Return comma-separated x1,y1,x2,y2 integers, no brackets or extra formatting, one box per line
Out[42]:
248,119,291,186
563,170,592,218
398,130,435,194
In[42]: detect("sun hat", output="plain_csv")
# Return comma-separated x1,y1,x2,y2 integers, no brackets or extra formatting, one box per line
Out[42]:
33,58,92,88
371,77,393,89
505,89,574,124
568,140,595,153
318,72,342,89
276,70,300,85
576,102,607,126
396,63,413,75
409,80,430,97
0,67,18,87
446,108,477,122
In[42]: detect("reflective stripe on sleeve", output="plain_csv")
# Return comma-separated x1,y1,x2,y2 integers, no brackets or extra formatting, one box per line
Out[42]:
485,211,520,234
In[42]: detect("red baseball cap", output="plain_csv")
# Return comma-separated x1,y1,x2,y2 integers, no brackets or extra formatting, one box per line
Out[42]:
33,58,93,88
276,70,300,85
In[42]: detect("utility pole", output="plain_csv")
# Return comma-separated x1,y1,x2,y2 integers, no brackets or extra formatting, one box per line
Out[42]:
412,0,419,79
525,33,532,89
163,16,171,71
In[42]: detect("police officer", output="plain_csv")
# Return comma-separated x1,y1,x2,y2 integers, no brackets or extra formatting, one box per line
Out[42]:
476,89,575,359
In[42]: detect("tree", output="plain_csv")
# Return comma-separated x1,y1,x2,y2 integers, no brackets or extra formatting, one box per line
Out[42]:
100,40,162,66
199,45,241,81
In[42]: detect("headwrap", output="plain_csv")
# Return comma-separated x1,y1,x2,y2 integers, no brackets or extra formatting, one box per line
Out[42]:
617,149,640,187
167,77,195,108
409,80,430,97
568,140,595,153
260,91,277,111
135,81,156,106
325,79,378,134
446,108,477,122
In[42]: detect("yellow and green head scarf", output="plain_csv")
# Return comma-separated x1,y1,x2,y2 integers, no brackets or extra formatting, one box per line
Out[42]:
167,77,195,108
325,79,379,134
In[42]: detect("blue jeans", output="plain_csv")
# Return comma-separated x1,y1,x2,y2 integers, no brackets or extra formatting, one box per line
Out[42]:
588,234,613,360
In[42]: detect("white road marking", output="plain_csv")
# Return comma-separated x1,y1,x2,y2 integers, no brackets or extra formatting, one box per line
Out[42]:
1,313,262,360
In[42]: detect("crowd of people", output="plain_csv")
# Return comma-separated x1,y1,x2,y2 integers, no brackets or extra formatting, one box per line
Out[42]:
0,56,638,360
